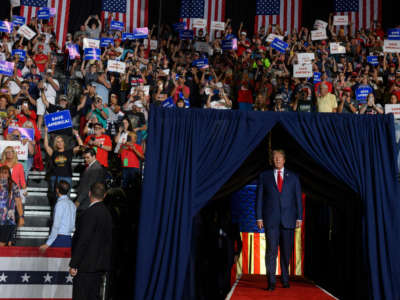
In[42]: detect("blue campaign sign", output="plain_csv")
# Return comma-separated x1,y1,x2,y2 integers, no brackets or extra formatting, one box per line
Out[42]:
225,34,236,40
37,8,50,20
110,21,124,31
67,44,80,59
100,38,114,47
12,16,25,26
192,58,209,69
173,22,186,32
133,27,148,39
162,97,175,108
388,28,400,40
313,72,321,83
0,21,13,33
122,32,135,40
270,38,288,53
222,39,237,50
44,110,73,132
367,56,379,66
12,49,26,62
355,85,373,102
0,61,14,76
84,48,101,60
8,127,34,141
179,30,194,40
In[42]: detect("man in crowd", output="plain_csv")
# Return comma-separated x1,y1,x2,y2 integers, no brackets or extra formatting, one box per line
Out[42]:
69,182,112,300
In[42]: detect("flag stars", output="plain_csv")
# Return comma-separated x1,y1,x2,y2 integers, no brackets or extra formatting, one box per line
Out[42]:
21,273,30,283
0,272,7,283
43,273,53,283
65,274,73,283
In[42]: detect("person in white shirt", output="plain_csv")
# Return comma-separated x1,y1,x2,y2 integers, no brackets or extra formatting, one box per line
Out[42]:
36,68,60,129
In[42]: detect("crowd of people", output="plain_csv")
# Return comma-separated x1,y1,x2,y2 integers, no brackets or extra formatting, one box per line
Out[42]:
0,11,399,250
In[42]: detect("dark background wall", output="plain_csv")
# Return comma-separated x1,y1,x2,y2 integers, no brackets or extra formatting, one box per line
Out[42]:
0,0,397,35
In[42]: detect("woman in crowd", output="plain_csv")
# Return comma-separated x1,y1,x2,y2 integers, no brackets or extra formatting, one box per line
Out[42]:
114,117,133,154
43,127,83,194
360,93,384,115
0,165,24,246
0,146,26,194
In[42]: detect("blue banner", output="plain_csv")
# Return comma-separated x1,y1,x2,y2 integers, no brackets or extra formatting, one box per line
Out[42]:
8,127,34,141
122,32,135,40
179,30,194,40
12,16,25,26
12,49,26,62
110,20,124,31
84,48,101,60
270,38,288,53
37,8,50,20
355,85,373,102
173,22,186,32
0,61,14,76
44,110,73,132
388,28,400,40
221,39,237,50
100,38,114,47
0,21,13,33
162,97,175,108
192,58,209,69
313,72,321,83
367,56,379,66
225,33,236,40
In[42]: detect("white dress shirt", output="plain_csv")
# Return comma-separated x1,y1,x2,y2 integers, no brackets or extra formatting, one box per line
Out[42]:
274,167,285,185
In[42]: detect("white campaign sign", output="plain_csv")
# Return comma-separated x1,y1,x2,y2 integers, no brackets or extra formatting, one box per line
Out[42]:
211,21,225,31
385,104,400,119
297,53,315,64
311,29,327,40
107,60,126,73
130,85,150,96
330,42,346,54
194,41,213,55
150,40,158,50
314,19,328,29
383,40,400,53
17,25,36,40
83,38,100,49
333,15,348,26
192,18,207,28
0,141,28,160
266,33,284,43
293,64,313,78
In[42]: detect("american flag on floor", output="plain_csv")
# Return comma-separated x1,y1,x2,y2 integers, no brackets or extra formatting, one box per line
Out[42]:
180,0,225,34
254,0,302,34
231,185,306,277
0,247,72,299
101,0,149,33
333,0,382,34
19,0,70,49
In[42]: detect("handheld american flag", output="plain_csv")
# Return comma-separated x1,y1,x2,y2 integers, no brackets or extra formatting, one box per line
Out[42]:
20,0,70,49
180,0,226,34
333,0,382,34
101,0,149,33
255,0,302,34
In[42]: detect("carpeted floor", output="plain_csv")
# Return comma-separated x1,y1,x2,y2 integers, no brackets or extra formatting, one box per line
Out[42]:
229,275,337,300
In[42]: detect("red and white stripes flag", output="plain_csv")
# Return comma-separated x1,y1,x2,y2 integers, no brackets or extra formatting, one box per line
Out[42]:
254,0,302,34
333,0,382,35
180,0,226,34
20,0,70,49
101,0,149,33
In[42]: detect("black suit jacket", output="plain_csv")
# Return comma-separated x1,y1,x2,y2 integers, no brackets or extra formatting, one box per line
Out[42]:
70,202,112,272
76,160,106,211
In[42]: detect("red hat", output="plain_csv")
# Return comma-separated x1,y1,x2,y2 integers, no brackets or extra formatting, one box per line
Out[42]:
343,87,352,92
115,38,122,43
38,44,44,49
390,63,396,68
321,41,326,45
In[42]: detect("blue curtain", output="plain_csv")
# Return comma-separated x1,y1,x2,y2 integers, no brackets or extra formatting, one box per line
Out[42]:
134,107,400,300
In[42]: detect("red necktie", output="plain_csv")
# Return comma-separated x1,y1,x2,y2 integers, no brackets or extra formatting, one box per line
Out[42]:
277,170,283,192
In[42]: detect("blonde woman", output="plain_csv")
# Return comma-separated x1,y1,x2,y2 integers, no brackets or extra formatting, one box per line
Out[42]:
0,146,26,192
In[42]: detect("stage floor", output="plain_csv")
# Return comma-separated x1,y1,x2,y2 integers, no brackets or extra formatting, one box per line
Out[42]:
228,275,338,300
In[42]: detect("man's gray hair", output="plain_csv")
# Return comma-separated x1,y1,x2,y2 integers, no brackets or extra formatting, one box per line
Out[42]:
319,83,328,91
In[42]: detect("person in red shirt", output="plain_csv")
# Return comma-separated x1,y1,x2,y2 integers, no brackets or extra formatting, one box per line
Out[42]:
33,45,48,73
84,123,112,167
119,131,144,189
171,74,190,103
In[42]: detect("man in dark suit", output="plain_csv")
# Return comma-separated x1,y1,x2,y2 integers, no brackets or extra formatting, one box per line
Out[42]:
69,182,113,300
256,149,302,291
75,148,106,212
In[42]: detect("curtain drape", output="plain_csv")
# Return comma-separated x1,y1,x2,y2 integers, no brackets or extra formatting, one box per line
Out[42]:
134,107,400,300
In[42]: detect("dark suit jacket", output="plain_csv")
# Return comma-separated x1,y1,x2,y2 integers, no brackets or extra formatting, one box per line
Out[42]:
256,169,302,229
76,160,106,211
70,202,112,272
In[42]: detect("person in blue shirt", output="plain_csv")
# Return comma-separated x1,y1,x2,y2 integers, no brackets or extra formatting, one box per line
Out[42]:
39,180,76,251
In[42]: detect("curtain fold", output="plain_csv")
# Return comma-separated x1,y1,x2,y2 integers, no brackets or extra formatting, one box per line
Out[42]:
134,107,400,300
